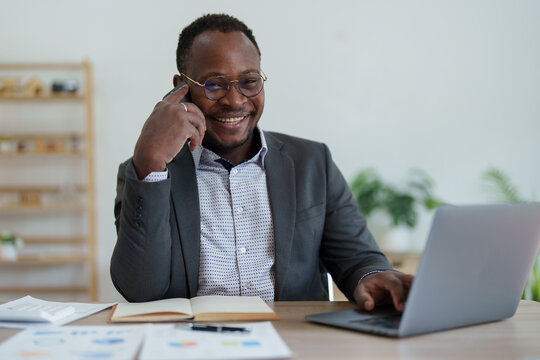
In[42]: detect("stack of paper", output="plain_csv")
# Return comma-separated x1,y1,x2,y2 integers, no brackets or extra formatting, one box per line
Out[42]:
0,296,115,329
0,300,75,323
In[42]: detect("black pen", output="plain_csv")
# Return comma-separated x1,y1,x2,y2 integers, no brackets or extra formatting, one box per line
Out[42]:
177,323,251,333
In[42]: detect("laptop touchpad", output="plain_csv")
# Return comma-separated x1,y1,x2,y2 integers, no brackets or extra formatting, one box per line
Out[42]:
349,313,402,329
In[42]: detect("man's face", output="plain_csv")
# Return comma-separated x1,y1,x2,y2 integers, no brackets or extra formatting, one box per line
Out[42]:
180,30,265,154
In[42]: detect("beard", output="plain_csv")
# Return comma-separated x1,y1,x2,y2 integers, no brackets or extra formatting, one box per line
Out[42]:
202,126,256,153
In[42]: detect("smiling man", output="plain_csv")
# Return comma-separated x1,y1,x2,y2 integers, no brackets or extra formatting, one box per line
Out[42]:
111,14,413,311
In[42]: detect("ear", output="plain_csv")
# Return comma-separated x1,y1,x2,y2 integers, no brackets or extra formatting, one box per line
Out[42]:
173,74,183,87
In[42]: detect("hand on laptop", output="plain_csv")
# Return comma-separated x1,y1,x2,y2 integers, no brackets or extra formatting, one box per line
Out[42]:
353,271,414,312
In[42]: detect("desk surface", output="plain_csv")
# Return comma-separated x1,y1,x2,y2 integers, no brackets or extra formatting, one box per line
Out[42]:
1,300,539,359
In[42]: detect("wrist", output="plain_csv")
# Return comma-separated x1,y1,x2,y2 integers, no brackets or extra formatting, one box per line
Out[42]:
132,153,166,180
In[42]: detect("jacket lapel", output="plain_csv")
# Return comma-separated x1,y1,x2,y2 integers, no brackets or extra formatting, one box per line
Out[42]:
264,133,296,300
169,145,200,297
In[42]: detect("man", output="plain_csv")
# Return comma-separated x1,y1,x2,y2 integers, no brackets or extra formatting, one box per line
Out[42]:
111,14,413,311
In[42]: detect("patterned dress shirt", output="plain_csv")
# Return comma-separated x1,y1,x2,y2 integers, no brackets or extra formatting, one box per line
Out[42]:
143,128,276,301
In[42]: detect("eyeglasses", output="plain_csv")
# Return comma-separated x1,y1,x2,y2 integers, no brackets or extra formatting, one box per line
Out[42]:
180,71,267,101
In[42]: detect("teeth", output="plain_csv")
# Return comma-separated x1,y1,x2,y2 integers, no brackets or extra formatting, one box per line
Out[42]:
216,116,244,124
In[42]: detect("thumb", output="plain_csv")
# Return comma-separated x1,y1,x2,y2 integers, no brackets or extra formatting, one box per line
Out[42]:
355,287,375,311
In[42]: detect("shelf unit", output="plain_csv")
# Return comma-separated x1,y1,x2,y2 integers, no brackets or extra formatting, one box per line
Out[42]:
0,61,97,301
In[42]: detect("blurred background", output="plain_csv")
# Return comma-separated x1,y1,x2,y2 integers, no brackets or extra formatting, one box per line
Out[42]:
0,0,539,302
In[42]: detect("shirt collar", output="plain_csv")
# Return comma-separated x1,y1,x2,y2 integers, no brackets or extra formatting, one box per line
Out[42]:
191,126,268,169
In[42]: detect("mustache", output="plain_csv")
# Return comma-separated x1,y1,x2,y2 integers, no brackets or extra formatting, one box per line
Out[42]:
206,106,256,118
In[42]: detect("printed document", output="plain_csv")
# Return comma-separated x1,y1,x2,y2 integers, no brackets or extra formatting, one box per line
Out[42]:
0,296,115,329
0,325,145,360
139,321,292,359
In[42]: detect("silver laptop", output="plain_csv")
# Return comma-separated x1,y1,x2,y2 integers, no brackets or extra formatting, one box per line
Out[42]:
306,203,540,337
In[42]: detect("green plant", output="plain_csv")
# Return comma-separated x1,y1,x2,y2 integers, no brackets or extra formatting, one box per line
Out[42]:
350,169,443,228
482,167,539,301
482,168,524,203
0,231,20,245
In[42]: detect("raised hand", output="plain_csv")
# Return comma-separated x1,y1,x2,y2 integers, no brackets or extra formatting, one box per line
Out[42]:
132,84,206,179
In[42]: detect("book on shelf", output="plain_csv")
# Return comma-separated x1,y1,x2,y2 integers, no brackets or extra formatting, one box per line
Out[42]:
108,295,279,323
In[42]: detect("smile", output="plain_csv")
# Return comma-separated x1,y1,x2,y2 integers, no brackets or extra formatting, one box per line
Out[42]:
215,116,246,125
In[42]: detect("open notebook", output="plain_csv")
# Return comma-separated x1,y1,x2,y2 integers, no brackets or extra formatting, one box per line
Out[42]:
108,295,279,322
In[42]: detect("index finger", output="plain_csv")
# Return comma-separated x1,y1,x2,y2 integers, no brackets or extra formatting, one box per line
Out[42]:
163,83,189,104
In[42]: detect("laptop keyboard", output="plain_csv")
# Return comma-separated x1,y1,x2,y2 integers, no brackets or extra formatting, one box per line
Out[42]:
350,314,402,329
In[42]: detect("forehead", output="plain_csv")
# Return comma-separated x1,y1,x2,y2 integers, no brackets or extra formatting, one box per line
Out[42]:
186,30,261,78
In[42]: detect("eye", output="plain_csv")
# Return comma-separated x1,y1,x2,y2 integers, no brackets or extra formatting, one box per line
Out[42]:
239,77,260,89
205,77,227,91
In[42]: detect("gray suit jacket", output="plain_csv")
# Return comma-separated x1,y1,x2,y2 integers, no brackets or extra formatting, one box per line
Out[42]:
111,131,391,302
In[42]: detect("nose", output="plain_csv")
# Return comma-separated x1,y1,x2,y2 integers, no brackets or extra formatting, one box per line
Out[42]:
218,80,247,107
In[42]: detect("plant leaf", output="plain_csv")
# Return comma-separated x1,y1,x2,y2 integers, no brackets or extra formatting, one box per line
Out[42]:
482,168,524,203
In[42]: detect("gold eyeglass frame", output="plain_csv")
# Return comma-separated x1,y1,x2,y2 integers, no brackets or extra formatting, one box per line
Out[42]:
180,71,268,100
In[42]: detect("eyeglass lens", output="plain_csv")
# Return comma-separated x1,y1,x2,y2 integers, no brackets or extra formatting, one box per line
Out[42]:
204,74,264,100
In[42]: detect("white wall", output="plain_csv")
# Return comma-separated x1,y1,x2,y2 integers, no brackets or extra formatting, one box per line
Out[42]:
1,0,539,301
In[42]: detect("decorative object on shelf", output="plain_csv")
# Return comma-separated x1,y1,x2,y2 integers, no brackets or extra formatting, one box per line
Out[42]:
0,136,17,153
482,167,540,301
0,231,24,261
0,77,21,95
0,135,81,155
66,134,81,153
51,79,79,94
25,77,45,96
16,139,33,153
350,168,444,251
19,190,41,205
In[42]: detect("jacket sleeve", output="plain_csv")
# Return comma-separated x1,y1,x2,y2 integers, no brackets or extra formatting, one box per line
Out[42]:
110,159,174,302
319,144,393,301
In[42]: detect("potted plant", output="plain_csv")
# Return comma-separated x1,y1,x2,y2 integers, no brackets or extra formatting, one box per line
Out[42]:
0,230,23,260
482,167,540,301
350,169,443,251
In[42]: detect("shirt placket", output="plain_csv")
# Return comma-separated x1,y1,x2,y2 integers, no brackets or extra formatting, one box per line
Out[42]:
229,165,252,295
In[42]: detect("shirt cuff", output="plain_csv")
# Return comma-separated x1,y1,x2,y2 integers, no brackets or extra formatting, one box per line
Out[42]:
358,270,386,283
142,169,168,182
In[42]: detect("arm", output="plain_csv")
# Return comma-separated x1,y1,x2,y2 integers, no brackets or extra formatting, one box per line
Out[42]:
319,143,392,299
110,85,206,301
319,144,413,309
110,160,174,301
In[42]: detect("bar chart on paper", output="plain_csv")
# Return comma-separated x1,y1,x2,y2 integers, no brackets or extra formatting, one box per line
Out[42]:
139,322,292,360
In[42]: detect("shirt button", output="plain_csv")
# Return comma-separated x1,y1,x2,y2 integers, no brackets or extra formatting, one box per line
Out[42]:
240,247,247,253
231,168,238,175
237,206,244,213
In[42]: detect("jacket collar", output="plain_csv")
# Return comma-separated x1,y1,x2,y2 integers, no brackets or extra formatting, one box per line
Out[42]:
170,131,297,300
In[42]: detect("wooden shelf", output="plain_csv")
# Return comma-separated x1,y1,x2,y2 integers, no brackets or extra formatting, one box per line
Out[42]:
0,94,85,101
0,151,86,158
0,253,88,265
0,60,97,301
20,235,87,244
0,185,86,193
0,133,84,140
0,62,85,70
0,203,85,213
0,286,89,294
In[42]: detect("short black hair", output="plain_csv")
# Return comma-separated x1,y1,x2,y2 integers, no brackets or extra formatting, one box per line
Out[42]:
176,13,261,74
